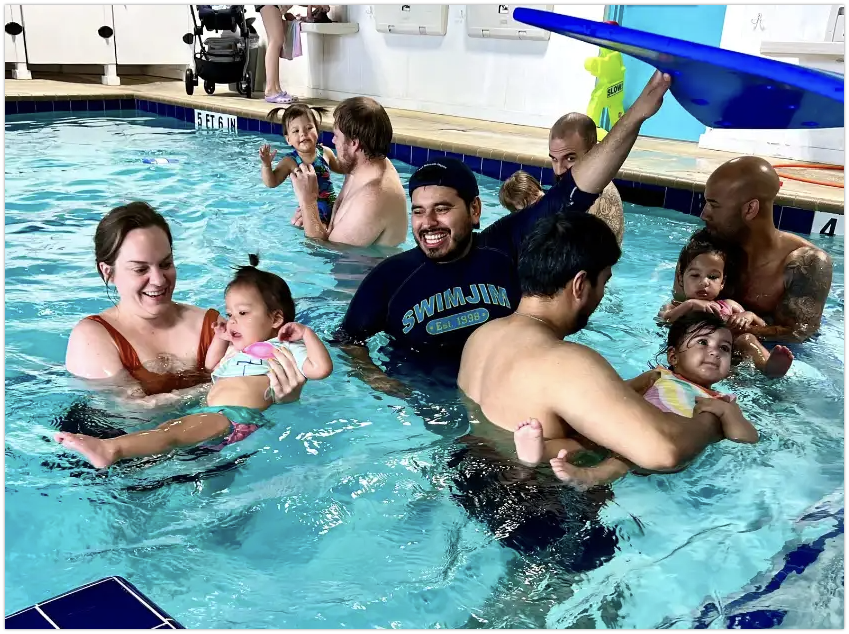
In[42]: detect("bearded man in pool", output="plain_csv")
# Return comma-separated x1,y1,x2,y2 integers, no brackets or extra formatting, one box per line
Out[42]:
674,156,833,343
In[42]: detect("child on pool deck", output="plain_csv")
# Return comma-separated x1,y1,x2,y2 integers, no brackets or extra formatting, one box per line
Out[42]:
55,255,333,469
499,170,545,213
259,104,343,227
658,228,794,379
514,311,759,490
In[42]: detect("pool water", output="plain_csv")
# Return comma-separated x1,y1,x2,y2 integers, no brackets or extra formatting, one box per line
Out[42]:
5,111,844,628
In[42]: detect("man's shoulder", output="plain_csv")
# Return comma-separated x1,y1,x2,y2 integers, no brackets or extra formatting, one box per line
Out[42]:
780,233,831,262
365,247,426,281
778,234,832,274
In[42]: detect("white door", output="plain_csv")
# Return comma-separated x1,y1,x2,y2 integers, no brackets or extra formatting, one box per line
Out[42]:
21,4,116,65
113,5,193,65
4,5,26,64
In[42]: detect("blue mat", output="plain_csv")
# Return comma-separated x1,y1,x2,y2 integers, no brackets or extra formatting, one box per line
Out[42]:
5,576,183,629
513,8,844,130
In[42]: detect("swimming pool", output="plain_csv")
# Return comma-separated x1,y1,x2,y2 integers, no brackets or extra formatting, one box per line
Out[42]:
5,109,844,628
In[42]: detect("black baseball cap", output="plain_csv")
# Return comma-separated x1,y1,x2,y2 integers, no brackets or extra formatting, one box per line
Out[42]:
408,157,480,205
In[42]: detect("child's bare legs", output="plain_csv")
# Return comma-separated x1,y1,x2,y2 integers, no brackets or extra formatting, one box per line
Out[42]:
514,418,585,466
734,333,794,378
55,412,232,469
550,452,631,491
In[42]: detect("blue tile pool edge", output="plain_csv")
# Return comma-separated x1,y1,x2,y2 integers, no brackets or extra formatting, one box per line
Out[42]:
5,96,841,235
5,575,184,629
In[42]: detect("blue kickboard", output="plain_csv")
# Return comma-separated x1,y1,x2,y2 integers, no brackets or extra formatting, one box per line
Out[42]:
5,576,184,629
513,8,845,130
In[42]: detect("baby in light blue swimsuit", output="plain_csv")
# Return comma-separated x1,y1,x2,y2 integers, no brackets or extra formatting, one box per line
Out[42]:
55,255,334,469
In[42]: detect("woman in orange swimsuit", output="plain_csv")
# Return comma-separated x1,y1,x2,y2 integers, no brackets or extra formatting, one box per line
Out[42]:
65,201,306,408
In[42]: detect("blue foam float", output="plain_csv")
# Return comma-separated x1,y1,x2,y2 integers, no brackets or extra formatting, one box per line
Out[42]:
513,8,844,130
142,158,180,164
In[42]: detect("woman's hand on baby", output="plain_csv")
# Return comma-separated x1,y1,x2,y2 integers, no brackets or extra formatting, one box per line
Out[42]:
727,311,766,331
291,208,304,228
212,316,232,342
259,144,277,166
266,346,306,404
278,321,309,342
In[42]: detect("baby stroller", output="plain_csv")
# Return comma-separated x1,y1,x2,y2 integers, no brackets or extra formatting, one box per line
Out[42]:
183,5,256,98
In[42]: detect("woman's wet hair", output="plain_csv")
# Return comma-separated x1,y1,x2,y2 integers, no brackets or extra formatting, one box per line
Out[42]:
677,228,745,297
657,310,730,368
267,104,328,137
95,201,172,284
226,254,296,323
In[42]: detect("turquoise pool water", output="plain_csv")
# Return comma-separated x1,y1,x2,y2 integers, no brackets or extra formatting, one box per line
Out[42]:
5,111,844,628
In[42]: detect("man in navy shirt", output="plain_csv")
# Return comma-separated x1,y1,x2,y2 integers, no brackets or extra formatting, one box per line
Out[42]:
339,71,672,365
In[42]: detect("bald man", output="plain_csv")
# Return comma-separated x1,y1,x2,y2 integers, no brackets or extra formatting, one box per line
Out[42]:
674,156,833,343
549,113,625,244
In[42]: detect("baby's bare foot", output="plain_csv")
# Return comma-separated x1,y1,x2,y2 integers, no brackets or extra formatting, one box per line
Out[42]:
55,433,118,469
550,450,595,491
514,418,544,466
764,345,794,378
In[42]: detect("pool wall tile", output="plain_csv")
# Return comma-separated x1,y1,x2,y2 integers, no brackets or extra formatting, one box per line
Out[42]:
664,187,693,214
778,207,815,234
462,154,482,173
500,161,521,181
812,210,845,236
481,158,501,180
395,143,412,164
411,146,428,167
520,164,543,183
6,96,838,232
689,191,705,216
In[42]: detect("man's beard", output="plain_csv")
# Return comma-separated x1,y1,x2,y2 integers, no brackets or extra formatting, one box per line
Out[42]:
419,229,473,263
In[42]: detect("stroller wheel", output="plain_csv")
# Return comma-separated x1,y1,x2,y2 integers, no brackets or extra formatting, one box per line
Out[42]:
204,80,215,95
242,71,253,99
185,69,194,96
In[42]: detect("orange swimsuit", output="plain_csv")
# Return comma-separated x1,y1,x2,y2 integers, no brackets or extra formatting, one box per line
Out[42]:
85,308,220,396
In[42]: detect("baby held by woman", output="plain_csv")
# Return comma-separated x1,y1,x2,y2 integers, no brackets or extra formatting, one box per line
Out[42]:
56,255,332,468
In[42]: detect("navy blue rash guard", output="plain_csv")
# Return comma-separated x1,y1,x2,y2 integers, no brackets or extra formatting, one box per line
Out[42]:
338,168,599,356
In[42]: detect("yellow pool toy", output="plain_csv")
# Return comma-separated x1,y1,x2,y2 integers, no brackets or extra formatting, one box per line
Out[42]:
585,20,625,141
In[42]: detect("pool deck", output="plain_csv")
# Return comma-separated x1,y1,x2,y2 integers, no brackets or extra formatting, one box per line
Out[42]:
5,74,844,215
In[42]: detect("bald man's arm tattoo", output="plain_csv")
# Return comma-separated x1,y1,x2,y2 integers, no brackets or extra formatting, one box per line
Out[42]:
589,183,624,245
748,246,833,342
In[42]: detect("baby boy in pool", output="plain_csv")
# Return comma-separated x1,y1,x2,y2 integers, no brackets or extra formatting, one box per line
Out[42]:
55,255,333,468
